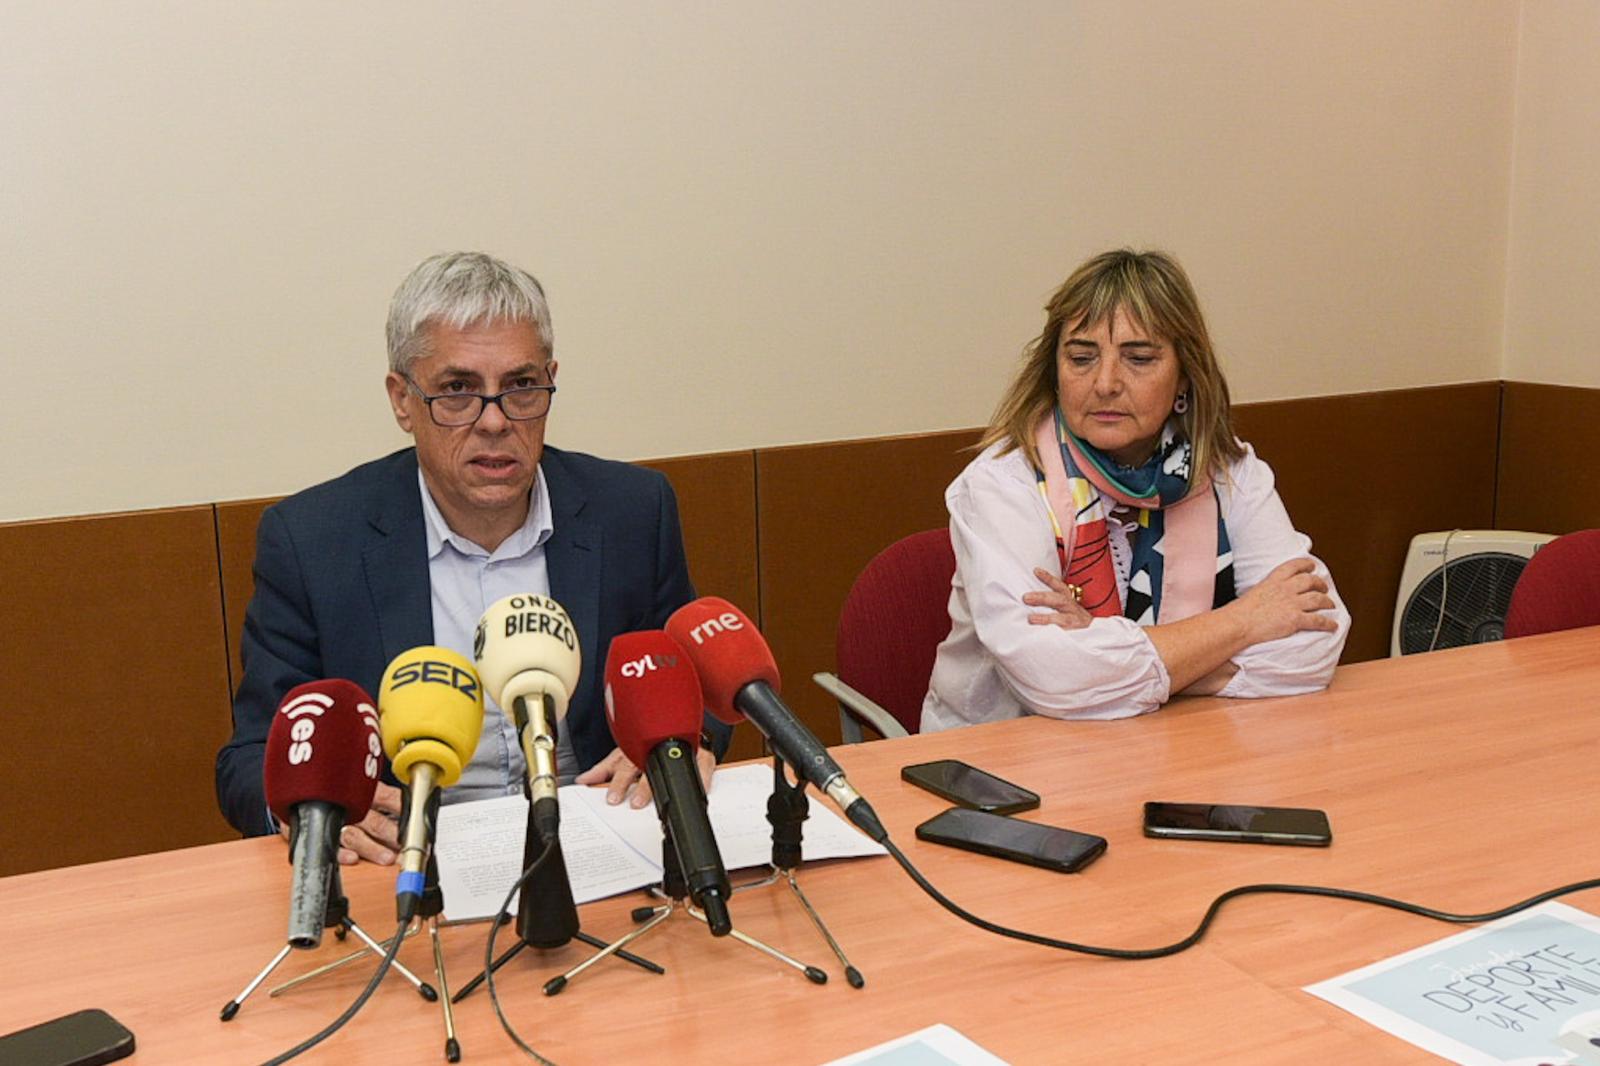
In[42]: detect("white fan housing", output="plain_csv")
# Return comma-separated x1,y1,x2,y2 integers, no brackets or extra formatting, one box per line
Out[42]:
1391,530,1554,657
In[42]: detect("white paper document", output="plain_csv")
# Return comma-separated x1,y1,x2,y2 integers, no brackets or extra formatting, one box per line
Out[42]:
822,1023,1010,1065
433,762,887,921
1307,901,1600,1065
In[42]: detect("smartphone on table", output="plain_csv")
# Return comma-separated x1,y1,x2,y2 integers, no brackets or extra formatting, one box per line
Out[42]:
915,807,1107,873
0,1008,134,1066
901,758,1040,815
1142,802,1332,846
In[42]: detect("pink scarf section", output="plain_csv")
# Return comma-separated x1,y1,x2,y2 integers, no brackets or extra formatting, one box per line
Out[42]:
1033,415,1219,623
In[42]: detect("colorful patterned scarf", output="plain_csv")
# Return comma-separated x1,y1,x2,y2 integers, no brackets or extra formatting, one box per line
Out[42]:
1032,410,1235,624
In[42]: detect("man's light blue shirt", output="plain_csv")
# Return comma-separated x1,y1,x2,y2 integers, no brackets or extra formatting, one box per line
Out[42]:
418,466,579,804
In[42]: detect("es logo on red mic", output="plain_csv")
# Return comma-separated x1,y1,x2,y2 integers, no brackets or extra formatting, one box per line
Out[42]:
359,705,381,779
277,693,383,778
280,692,329,765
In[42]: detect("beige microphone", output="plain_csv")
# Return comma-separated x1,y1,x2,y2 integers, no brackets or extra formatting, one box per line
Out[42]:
474,593,581,841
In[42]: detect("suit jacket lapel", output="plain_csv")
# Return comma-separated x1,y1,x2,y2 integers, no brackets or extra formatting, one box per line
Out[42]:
542,449,601,672
363,450,434,666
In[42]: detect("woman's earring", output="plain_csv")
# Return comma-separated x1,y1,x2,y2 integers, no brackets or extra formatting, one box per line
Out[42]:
1173,391,1189,415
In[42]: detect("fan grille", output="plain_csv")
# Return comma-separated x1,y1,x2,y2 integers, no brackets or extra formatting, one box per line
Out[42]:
1398,552,1529,655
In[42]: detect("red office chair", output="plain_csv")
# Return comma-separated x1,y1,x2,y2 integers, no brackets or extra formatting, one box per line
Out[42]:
1504,529,1600,638
813,528,956,742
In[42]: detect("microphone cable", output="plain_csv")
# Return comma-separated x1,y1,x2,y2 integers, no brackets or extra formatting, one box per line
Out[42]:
259,913,411,1066
883,837,1600,959
485,834,562,1065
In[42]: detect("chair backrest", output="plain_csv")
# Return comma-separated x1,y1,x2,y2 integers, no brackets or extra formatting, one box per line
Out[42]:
1504,529,1600,638
834,528,957,736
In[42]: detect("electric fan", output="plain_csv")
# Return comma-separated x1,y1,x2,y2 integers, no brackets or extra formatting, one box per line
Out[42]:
1391,530,1553,656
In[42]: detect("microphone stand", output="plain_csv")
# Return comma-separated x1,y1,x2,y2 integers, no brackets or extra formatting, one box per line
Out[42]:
221,840,438,1021
389,785,470,1063
418,846,464,1063
732,755,865,988
547,816,828,996
276,783,465,1060
452,778,664,1004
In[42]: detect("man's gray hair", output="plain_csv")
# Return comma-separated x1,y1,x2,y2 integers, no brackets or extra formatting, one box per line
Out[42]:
386,252,554,373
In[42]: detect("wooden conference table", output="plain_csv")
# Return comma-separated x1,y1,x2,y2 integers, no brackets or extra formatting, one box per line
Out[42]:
3,628,1598,1064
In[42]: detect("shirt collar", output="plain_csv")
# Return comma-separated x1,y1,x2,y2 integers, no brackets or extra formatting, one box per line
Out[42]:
418,465,553,561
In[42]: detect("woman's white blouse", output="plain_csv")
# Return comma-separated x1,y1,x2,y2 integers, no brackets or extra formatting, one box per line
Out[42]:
920,441,1351,732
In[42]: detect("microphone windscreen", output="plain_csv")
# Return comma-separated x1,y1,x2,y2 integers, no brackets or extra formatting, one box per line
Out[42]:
264,680,382,826
377,645,485,788
474,593,581,717
665,597,780,725
603,631,704,767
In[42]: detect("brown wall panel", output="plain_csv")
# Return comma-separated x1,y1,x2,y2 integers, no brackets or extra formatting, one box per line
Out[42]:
0,507,235,876
638,451,765,759
756,429,982,747
637,451,760,613
1233,382,1501,662
1496,382,1600,535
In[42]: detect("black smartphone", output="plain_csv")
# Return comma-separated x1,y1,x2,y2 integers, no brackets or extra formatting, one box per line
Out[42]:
1142,802,1332,846
0,1009,134,1066
901,759,1040,815
915,807,1106,873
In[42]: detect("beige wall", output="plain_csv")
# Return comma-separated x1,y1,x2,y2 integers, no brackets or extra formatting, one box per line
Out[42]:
1502,0,1600,387
1,2,1523,521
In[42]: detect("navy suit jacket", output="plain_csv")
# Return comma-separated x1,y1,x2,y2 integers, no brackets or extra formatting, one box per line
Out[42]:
215,445,718,835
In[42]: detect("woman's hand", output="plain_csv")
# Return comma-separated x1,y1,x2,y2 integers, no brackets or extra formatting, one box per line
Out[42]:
1231,558,1339,644
1024,568,1093,631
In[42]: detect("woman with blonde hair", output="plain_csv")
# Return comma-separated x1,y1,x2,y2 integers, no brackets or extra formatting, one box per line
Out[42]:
921,249,1349,731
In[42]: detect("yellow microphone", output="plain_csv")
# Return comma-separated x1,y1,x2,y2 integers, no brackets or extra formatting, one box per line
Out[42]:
378,645,484,919
474,594,580,842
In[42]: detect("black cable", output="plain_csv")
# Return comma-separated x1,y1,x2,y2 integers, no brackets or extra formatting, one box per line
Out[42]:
884,837,1600,960
260,915,410,1066
485,835,561,1065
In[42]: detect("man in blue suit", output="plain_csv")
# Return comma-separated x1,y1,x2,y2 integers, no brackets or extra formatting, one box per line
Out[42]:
215,252,723,863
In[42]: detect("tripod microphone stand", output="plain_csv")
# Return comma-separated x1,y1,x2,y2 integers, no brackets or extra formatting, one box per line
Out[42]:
252,801,471,1061
732,755,865,987
270,785,473,1060
412,847,466,1062
385,785,474,1063
452,782,664,1004
261,797,468,1061
547,825,828,996
220,838,436,1021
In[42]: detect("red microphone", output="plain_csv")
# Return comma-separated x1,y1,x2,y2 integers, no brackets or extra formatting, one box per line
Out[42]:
665,598,887,843
605,631,731,935
263,680,382,949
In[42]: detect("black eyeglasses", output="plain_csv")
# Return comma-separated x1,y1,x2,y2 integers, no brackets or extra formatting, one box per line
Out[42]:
402,374,557,427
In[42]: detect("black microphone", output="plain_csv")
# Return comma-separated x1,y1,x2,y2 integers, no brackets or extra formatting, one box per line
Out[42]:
605,631,733,936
